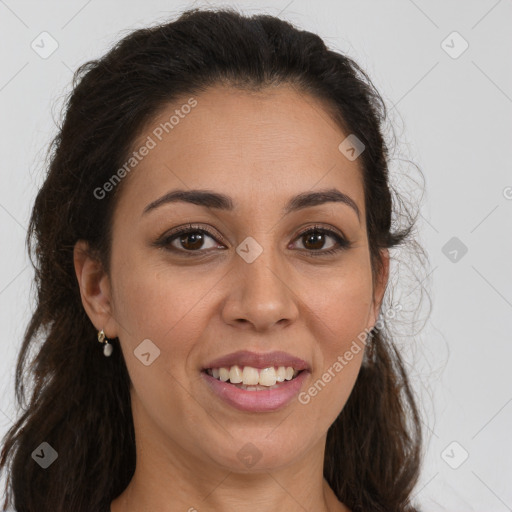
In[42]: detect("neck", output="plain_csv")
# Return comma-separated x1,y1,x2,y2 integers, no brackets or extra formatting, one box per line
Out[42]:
110,431,349,512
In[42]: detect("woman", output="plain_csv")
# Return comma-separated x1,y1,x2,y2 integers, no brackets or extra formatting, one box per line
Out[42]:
0,7,423,512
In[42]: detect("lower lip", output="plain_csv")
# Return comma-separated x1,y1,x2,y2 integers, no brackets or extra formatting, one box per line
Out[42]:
201,370,309,412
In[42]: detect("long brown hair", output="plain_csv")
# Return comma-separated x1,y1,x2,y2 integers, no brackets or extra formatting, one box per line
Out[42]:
0,7,424,511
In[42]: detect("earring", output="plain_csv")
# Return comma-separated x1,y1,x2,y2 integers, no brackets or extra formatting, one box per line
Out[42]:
97,329,113,357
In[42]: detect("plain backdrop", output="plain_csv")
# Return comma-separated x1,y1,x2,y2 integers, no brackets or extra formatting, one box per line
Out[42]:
0,0,511,510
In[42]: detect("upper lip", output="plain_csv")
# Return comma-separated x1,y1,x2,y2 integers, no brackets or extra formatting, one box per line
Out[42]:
203,350,310,371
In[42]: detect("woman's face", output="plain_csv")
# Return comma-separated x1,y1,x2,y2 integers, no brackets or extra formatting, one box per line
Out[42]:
86,84,387,472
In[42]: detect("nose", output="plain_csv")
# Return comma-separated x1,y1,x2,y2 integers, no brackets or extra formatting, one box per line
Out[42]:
220,245,300,332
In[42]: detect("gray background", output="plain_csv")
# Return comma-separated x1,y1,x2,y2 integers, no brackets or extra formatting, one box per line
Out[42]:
1,0,511,510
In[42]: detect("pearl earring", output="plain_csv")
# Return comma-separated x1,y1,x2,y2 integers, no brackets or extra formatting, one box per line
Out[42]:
97,329,113,357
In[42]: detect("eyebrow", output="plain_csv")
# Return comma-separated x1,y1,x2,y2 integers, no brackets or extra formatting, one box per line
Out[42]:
142,187,360,221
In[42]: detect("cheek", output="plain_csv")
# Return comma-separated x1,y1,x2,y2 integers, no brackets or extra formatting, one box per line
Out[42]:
304,260,374,346
112,249,198,332
109,255,213,425
294,262,373,420
110,251,223,371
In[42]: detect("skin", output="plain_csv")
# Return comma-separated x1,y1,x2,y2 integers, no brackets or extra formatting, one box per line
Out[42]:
74,84,389,512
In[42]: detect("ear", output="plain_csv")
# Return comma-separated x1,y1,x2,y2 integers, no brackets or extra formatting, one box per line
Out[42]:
368,248,390,329
73,240,119,339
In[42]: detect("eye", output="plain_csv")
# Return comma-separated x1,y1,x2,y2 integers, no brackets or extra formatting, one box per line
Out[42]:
155,224,224,254
291,226,351,256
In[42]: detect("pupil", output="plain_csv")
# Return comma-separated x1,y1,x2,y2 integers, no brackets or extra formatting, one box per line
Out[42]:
305,232,324,250
181,232,203,250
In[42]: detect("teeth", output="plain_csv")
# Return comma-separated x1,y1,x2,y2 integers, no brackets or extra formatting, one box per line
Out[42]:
242,366,260,386
276,366,286,382
229,365,243,384
259,367,277,386
207,365,300,387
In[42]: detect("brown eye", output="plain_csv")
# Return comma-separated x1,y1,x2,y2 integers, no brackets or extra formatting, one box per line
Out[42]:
292,227,350,256
177,231,207,251
153,223,225,255
169,230,220,252
302,230,328,250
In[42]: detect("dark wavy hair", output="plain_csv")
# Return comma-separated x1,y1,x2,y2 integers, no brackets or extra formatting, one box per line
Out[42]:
0,7,424,512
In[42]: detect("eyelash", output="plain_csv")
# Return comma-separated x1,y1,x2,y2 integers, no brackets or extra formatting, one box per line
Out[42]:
154,223,351,257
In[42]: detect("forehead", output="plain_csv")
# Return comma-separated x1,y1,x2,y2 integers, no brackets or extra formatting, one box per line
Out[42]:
115,84,365,219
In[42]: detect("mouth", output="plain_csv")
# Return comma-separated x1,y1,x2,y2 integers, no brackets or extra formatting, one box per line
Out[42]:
200,350,310,412
203,365,304,390
201,350,311,412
